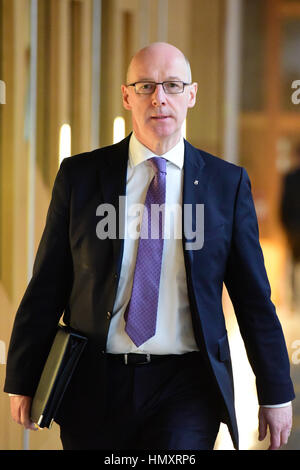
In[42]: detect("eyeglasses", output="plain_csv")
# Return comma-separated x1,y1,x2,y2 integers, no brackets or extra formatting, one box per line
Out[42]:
127,81,192,94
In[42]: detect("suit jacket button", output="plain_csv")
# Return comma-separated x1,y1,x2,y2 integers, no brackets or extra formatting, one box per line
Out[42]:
107,311,111,319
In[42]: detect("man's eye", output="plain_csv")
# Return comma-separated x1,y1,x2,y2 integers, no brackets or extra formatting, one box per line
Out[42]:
141,83,153,89
167,82,180,88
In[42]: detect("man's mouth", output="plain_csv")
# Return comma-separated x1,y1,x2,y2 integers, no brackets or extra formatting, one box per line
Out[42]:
151,115,171,120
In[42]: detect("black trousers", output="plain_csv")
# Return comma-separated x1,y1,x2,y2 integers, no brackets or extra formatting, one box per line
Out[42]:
60,351,222,450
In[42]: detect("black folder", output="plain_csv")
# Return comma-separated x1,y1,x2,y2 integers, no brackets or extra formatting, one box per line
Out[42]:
30,325,87,428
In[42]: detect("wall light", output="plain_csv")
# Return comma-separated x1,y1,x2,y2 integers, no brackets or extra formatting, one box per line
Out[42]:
113,116,125,144
59,123,71,164
0,80,6,104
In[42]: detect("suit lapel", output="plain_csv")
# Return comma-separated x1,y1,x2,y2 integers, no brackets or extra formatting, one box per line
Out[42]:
182,140,209,265
97,135,131,276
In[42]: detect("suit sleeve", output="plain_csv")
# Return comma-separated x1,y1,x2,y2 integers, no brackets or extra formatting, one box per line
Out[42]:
224,168,295,405
4,159,73,396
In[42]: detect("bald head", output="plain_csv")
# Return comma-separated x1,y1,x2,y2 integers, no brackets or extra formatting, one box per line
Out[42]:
121,41,197,155
126,42,192,84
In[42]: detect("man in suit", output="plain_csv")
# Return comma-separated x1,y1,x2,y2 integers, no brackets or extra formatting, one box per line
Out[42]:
5,42,294,450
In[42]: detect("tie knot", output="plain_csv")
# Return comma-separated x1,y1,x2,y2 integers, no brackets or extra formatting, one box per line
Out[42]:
149,157,167,175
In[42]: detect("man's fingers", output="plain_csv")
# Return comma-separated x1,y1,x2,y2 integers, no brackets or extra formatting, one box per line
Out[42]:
259,405,293,450
268,425,281,450
258,408,267,441
268,425,291,449
10,400,20,424
10,395,37,430
20,407,36,430
10,396,22,424
20,399,37,430
280,426,292,448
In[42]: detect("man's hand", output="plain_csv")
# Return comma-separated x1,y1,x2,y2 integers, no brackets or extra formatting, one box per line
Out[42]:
10,395,38,431
258,404,292,450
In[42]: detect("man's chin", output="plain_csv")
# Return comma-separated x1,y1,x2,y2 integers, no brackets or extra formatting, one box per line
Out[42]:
133,126,181,149
148,123,178,139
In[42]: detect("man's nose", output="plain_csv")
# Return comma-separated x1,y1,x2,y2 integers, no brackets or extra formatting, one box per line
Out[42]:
152,84,166,106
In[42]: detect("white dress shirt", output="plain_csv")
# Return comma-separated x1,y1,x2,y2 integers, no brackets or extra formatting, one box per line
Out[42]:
106,133,199,355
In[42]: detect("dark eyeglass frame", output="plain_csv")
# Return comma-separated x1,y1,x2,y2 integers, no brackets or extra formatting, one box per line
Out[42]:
126,80,192,94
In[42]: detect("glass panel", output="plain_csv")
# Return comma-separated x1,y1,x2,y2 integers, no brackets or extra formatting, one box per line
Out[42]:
240,0,265,111
280,18,300,112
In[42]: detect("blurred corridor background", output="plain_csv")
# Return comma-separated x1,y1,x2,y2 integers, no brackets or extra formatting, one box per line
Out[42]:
0,0,300,450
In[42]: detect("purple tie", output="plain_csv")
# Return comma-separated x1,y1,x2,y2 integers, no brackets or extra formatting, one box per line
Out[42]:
124,157,167,347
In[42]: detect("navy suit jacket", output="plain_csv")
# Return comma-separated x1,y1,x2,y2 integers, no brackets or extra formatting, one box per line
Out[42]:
4,135,295,449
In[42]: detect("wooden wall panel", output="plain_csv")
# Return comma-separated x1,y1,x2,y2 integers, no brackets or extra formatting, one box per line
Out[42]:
0,0,30,451
188,0,225,153
71,0,92,154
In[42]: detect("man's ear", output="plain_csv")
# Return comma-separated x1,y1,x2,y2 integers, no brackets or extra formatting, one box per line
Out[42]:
121,85,132,110
188,82,198,109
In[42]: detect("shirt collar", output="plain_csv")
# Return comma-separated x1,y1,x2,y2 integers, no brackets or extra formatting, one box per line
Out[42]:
129,132,184,170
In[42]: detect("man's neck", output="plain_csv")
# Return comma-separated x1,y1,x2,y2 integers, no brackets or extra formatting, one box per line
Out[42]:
133,132,182,156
